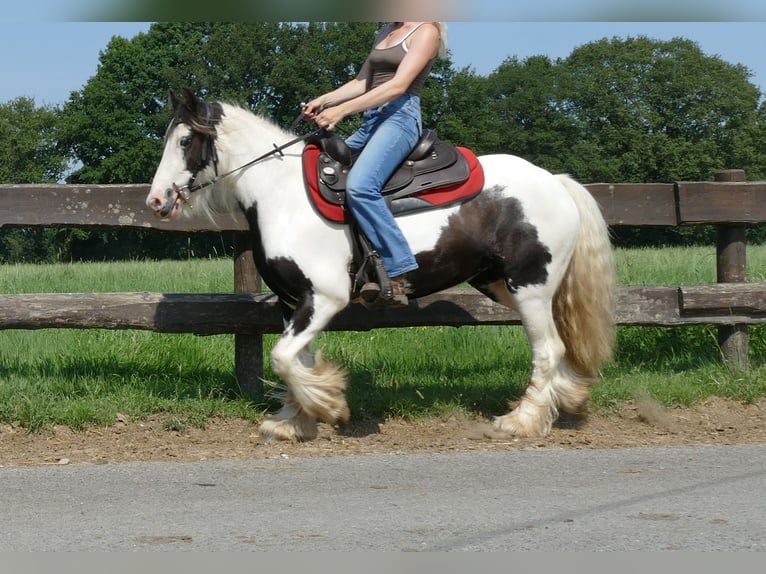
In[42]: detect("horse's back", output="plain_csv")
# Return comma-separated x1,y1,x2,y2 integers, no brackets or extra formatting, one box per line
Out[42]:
477,153,581,240
478,153,572,196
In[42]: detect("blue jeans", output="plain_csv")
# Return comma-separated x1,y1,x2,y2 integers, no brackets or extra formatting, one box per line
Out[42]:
344,93,421,277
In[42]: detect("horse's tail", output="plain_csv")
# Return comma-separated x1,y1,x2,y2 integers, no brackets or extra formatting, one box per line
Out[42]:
553,175,617,380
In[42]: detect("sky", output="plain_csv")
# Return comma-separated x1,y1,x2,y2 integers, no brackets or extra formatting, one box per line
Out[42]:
2,21,766,107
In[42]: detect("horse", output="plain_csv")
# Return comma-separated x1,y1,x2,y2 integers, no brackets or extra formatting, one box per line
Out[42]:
146,89,617,442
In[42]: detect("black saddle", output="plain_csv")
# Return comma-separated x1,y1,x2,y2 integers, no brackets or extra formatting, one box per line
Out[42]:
307,129,470,210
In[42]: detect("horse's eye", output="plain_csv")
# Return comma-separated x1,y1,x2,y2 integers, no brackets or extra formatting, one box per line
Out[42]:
180,135,192,148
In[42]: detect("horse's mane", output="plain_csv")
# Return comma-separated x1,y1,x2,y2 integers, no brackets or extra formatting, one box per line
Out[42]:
216,102,295,145
184,101,297,222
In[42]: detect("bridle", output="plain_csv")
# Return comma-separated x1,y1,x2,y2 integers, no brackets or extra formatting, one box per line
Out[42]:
166,104,319,213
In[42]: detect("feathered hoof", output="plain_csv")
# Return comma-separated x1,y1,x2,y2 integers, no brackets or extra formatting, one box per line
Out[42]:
294,356,351,428
302,394,349,426
259,412,318,442
492,403,554,438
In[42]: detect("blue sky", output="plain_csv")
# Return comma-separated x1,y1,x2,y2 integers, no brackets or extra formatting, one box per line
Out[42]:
2,21,766,106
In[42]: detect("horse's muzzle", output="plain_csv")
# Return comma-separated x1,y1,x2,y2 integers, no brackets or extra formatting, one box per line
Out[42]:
147,183,189,219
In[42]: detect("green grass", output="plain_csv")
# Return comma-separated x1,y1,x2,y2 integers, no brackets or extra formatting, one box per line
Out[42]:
0,246,764,430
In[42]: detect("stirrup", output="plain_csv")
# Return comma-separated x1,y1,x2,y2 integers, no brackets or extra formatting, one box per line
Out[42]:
354,246,410,308
359,282,381,302
358,250,394,304
360,281,409,308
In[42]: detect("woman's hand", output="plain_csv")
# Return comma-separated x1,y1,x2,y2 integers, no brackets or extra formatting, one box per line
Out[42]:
302,77,366,129
312,105,347,131
302,97,325,120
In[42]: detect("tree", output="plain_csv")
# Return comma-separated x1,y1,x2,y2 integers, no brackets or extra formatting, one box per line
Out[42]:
51,22,389,260
0,98,71,263
482,55,581,172
267,22,380,128
56,22,384,186
8,25,765,260
561,36,765,246
557,36,764,184
425,65,497,153
0,97,67,183
57,23,213,185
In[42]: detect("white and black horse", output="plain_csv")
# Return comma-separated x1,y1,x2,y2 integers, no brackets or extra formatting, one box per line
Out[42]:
147,89,617,442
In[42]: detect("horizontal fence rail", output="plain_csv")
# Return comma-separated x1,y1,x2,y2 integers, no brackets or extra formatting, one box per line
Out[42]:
2,179,765,230
0,285,764,334
1,169,764,394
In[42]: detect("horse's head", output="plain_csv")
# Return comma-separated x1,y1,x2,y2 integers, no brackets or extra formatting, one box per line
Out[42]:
146,88,224,219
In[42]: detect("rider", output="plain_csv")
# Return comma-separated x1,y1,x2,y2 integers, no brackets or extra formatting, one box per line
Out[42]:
302,22,447,305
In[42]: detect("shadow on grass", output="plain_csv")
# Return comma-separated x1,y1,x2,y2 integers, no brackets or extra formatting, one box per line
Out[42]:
8,323,758,431
0,354,246,402
0,349,522,425
344,365,524,423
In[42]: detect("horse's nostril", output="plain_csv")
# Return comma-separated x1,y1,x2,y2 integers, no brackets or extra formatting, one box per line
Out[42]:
148,196,163,211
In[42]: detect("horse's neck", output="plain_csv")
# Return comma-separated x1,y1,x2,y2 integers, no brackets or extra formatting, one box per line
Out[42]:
217,106,316,222
217,106,295,168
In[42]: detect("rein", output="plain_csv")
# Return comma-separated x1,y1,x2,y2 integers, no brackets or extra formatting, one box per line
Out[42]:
169,107,320,208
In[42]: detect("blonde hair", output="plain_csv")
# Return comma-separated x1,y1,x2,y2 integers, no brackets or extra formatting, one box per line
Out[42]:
434,22,448,58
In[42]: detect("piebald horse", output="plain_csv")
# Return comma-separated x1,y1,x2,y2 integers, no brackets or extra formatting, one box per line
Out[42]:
146,89,617,442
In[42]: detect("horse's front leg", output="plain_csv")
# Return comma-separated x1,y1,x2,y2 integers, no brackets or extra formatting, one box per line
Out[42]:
259,292,350,442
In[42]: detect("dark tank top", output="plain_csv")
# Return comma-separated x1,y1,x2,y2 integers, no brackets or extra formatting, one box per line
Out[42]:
357,23,435,97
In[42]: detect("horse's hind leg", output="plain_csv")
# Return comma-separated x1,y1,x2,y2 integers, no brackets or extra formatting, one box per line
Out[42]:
491,284,589,437
259,293,350,442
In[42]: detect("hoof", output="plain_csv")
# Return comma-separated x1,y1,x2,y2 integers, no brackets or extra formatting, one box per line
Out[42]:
493,404,553,438
259,410,318,442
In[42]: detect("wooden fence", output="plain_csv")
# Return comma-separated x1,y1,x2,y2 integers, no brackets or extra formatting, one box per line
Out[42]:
1,169,765,396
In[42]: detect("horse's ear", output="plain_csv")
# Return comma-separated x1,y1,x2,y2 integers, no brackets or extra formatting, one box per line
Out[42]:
169,91,182,112
181,87,198,111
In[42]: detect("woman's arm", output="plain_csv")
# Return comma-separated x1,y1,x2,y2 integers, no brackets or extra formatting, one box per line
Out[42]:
312,23,440,131
302,76,368,119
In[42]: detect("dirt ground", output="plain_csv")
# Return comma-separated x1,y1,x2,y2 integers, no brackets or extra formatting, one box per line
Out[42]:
1,396,765,467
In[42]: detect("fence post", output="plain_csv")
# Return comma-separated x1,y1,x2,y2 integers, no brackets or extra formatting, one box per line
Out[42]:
714,169,749,370
233,233,265,397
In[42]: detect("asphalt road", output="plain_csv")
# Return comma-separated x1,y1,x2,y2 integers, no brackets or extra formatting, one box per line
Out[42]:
1,444,764,551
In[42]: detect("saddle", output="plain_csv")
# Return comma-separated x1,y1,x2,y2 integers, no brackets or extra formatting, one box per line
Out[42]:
302,129,484,224
301,129,485,305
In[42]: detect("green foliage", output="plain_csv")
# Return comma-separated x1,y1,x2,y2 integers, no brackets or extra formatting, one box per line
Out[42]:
485,55,581,171
557,36,763,184
56,22,382,187
52,24,766,189
0,98,67,183
0,228,86,264
2,24,766,263
435,67,498,153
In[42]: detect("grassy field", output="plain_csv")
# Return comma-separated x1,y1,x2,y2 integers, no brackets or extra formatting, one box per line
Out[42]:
0,245,764,431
